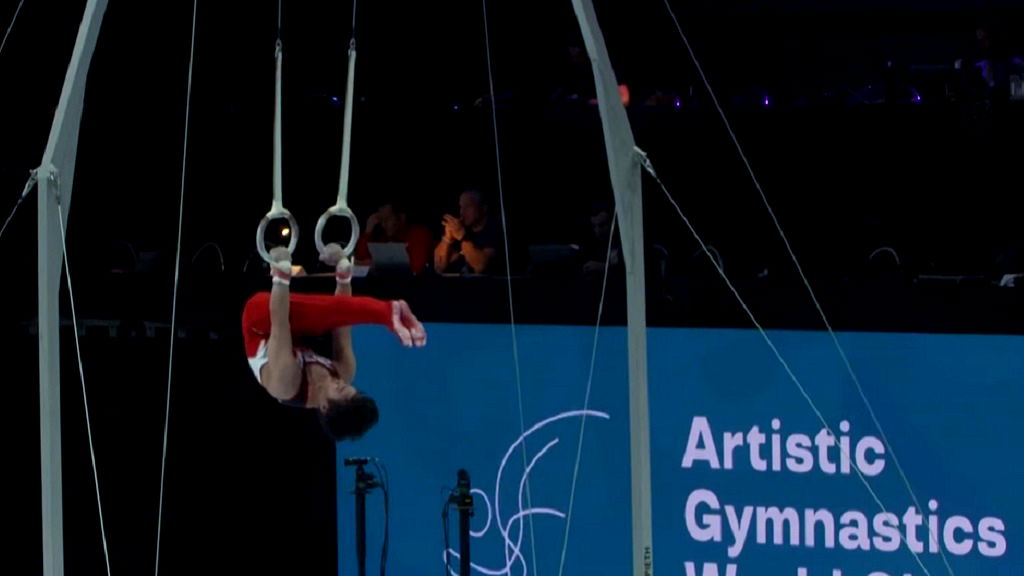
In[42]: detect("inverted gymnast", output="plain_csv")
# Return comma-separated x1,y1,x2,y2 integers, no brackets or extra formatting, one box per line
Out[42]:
242,243,426,441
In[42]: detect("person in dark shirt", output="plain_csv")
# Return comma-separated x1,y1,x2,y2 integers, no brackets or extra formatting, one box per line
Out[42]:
434,189,505,275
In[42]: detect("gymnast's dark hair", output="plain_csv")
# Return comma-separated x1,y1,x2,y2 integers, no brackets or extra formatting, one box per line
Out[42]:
319,393,379,442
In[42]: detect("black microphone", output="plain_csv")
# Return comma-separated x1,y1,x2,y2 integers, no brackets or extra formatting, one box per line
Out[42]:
450,469,470,499
344,457,373,466
451,469,473,510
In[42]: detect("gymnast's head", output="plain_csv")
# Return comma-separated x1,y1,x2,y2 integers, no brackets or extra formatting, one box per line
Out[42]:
319,392,380,442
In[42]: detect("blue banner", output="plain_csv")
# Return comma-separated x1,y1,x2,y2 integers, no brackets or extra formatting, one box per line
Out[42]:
338,324,1023,576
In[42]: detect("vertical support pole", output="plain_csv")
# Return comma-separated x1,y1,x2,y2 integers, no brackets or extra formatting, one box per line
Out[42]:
38,2,109,575
39,165,64,576
570,1,653,575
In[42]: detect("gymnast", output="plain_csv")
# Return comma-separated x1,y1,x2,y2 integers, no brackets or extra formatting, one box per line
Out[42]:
242,243,426,441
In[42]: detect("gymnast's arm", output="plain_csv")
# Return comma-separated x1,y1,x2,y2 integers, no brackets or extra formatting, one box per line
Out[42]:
262,258,303,400
460,239,496,274
331,274,357,386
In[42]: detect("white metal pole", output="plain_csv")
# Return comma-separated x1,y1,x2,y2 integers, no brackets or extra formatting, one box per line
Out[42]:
569,2,653,575
38,2,109,575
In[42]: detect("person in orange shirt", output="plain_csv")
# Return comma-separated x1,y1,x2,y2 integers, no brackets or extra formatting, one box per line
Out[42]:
354,201,434,275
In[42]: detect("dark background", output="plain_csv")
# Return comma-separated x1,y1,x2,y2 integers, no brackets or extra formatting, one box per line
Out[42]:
3,0,1023,574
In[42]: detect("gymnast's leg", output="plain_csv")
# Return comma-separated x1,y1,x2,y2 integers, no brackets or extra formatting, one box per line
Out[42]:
307,242,426,347
240,247,303,399
243,252,426,348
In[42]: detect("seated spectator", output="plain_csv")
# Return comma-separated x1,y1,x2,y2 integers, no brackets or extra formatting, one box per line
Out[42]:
434,189,505,275
579,201,622,276
354,201,433,275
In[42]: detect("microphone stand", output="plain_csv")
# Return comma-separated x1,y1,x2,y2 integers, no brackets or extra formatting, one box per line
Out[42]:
449,469,474,576
351,463,379,576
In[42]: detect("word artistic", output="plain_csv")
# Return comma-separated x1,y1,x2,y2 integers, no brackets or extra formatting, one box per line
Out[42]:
681,416,885,476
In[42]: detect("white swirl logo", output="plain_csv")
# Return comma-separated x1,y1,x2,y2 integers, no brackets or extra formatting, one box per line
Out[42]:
443,409,611,576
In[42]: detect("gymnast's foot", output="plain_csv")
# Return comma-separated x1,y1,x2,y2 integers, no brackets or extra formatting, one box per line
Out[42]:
399,300,426,347
390,300,426,348
390,301,413,347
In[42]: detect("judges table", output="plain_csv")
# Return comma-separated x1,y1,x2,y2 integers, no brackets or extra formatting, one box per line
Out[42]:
12,268,1021,339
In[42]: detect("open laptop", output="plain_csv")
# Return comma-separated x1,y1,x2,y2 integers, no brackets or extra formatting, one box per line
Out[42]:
367,242,411,274
528,244,579,265
527,244,579,277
